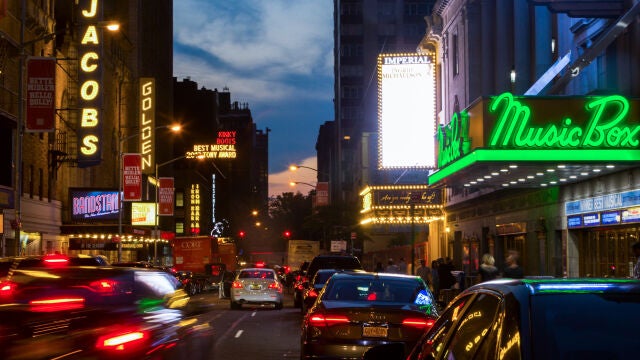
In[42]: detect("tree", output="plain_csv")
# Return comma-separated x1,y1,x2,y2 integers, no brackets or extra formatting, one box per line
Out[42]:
269,192,313,239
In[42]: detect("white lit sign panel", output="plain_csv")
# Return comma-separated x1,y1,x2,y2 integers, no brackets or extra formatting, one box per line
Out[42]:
378,53,436,169
131,202,156,226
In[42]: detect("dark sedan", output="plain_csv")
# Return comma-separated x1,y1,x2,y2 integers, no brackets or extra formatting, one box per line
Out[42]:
0,262,213,360
301,271,438,359
406,278,640,360
301,268,340,314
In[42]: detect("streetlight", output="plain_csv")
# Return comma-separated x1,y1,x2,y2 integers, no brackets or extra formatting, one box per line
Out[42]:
153,154,186,264
117,124,180,262
289,181,316,188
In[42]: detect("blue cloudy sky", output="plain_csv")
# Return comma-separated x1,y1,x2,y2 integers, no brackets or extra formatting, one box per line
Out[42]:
173,0,334,196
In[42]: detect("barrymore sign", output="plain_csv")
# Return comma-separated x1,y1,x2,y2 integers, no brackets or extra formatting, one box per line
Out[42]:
437,92,640,169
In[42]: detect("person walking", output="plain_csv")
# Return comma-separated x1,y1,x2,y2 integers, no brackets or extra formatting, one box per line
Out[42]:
503,250,524,279
431,259,440,296
479,254,499,282
632,242,640,279
416,259,431,287
398,257,408,274
385,258,400,273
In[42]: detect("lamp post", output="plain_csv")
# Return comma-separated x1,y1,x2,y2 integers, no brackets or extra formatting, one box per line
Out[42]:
117,124,180,262
153,154,186,264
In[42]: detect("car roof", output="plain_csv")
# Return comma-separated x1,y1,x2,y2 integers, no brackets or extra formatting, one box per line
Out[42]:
465,277,640,298
240,267,276,272
330,271,421,281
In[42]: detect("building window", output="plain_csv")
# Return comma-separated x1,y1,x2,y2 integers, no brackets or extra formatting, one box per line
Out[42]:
38,168,43,200
341,44,363,58
175,222,184,234
452,34,459,76
342,86,362,99
404,2,429,16
342,24,363,36
341,65,364,77
341,2,362,16
176,191,184,207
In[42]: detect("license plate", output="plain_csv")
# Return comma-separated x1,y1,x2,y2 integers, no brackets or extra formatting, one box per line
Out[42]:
362,326,388,338
250,284,261,290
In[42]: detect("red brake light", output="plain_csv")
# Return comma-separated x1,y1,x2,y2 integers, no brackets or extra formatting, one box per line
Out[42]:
96,328,149,351
367,293,377,301
90,279,119,295
232,281,243,289
43,254,69,265
268,282,282,292
308,289,318,298
309,313,349,327
402,318,435,329
29,297,85,312
0,281,17,297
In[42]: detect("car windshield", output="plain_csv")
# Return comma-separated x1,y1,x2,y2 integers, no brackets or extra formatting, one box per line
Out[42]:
531,293,640,359
239,270,275,279
323,277,424,303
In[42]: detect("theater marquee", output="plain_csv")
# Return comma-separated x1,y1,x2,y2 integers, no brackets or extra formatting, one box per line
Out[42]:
360,185,443,225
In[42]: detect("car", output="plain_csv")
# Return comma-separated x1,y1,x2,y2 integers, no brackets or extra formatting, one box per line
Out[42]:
301,268,340,314
306,254,363,281
301,271,438,359
405,278,640,360
0,254,109,275
0,262,214,360
230,267,284,310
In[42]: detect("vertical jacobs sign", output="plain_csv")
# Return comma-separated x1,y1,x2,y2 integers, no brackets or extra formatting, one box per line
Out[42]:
140,78,155,174
77,0,103,167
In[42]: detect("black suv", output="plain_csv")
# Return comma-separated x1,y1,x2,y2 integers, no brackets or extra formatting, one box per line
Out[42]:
306,255,363,284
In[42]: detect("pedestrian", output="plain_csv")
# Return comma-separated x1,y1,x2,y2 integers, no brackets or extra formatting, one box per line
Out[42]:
385,258,400,273
416,259,431,287
398,257,408,274
437,257,457,290
479,253,499,282
431,259,440,296
374,261,384,273
503,250,524,279
632,242,640,279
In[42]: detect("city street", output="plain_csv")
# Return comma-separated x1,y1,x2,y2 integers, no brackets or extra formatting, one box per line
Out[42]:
190,290,301,359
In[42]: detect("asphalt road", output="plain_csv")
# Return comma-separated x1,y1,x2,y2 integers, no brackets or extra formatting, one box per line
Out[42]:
188,289,302,359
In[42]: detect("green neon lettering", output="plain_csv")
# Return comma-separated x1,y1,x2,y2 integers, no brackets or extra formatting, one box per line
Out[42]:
437,111,471,168
488,92,639,149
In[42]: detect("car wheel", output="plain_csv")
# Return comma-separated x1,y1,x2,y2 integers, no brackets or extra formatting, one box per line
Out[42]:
275,301,283,310
230,301,240,310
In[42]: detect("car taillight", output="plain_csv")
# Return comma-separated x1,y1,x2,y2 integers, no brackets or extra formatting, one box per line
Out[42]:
0,281,17,297
96,328,149,352
309,313,350,327
308,289,318,298
367,293,377,301
232,281,243,289
29,297,85,312
90,279,119,295
402,317,435,329
43,254,69,265
268,282,282,292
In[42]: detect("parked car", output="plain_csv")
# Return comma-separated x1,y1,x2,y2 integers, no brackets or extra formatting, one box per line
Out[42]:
230,267,284,310
405,278,640,360
301,268,340,314
0,263,213,360
301,271,438,359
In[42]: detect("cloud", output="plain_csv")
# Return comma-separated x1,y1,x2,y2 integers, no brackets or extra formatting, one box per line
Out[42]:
269,156,319,197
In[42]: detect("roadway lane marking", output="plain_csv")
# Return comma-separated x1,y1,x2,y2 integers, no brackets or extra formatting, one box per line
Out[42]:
251,310,257,317
234,330,243,338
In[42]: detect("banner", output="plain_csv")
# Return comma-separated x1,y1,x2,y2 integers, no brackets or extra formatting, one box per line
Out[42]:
315,182,329,206
122,154,142,201
26,57,56,132
159,177,174,216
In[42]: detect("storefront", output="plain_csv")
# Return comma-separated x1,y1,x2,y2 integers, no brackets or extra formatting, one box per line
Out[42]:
429,92,640,277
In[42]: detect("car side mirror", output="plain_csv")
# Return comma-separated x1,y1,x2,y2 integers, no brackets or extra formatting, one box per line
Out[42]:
363,343,405,360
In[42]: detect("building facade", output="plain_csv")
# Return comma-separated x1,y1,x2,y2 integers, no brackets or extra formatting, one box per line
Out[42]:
422,0,640,279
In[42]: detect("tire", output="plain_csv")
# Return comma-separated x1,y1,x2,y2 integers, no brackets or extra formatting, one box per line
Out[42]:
275,301,283,310
230,301,241,310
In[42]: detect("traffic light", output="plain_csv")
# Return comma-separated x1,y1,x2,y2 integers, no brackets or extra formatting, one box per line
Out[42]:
239,230,245,238
283,230,291,239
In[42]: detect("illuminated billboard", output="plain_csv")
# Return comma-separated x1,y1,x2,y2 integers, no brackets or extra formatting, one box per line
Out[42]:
378,53,436,169
186,131,237,159
77,0,104,167
131,202,156,226
139,78,155,174
70,188,119,221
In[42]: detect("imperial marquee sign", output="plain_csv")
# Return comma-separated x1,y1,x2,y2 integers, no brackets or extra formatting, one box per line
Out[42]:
430,92,640,185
